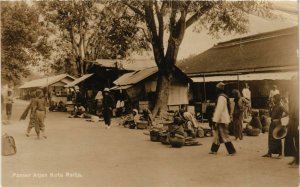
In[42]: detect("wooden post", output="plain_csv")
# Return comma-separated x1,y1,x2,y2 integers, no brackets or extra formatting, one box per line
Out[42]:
203,74,207,101
237,74,240,90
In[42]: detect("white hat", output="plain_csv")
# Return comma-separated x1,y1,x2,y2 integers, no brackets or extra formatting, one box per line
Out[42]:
103,88,110,92
216,82,225,90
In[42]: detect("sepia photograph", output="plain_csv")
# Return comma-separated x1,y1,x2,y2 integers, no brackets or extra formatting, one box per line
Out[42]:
1,0,299,187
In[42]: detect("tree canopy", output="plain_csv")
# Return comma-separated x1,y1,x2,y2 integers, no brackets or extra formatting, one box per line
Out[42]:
116,0,274,114
38,1,150,76
1,2,51,84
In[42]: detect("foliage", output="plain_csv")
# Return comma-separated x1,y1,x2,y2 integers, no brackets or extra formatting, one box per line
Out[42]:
38,1,150,76
1,2,52,85
115,0,274,115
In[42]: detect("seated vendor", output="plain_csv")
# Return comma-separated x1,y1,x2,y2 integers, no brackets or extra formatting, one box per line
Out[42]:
183,112,205,138
120,109,140,128
245,111,262,136
71,104,86,118
141,108,154,126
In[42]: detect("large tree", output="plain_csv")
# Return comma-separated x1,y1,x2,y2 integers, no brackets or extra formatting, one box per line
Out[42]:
116,0,274,115
39,1,149,77
1,2,51,85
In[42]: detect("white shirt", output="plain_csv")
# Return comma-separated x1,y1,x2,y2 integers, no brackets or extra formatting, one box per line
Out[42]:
212,95,231,124
242,88,251,100
269,89,280,98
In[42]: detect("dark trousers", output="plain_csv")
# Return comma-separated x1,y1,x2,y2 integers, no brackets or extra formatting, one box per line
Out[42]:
103,109,112,126
211,142,236,154
6,103,12,116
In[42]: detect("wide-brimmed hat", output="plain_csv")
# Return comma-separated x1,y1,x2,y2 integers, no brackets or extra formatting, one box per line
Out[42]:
273,125,287,140
103,88,110,92
216,82,225,90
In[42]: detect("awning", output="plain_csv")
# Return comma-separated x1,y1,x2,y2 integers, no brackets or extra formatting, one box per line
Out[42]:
192,75,238,83
239,72,298,81
19,74,75,89
64,74,93,87
191,72,298,83
110,85,133,90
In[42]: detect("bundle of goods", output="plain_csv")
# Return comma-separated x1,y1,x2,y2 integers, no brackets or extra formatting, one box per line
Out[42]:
136,120,149,130
168,124,186,148
184,137,201,146
2,133,16,156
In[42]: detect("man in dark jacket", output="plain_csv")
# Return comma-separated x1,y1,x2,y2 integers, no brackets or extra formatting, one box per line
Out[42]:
102,88,114,129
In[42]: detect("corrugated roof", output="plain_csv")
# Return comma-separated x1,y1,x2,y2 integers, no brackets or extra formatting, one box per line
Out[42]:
179,26,298,75
64,74,94,87
19,74,75,89
113,66,158,86
87,59,156,71
110,85,133,90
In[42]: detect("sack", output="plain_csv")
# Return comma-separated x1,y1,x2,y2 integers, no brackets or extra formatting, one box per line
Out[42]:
2,134,16,156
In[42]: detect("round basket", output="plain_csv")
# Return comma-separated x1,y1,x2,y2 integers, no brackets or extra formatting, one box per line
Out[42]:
169,136,185,148
150,130,160,142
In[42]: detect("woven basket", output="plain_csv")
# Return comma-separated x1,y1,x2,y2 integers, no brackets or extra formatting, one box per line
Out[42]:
169,136,185,148
150,130,160,142
137,121,148,129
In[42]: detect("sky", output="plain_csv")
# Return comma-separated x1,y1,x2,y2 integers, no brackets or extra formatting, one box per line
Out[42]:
124,1,298,70
24,1,298,72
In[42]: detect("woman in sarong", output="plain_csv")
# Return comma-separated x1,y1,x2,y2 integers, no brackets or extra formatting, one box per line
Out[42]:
232,89,244,140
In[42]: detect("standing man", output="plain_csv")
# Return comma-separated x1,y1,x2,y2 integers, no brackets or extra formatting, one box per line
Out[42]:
102,88,114,129
32,89,47,139
242,83,251,118
268,85,280,111
209,82,236,155
269,85,280,99
5,90,14,123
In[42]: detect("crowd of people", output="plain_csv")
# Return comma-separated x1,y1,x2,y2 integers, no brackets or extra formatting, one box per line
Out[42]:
208,81,298,167
3,79,298,168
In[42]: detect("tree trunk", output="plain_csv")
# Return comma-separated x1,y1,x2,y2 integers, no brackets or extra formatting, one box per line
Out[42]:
152,70,172,117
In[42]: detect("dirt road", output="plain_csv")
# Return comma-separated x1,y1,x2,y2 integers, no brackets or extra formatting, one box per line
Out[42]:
2,99,298,187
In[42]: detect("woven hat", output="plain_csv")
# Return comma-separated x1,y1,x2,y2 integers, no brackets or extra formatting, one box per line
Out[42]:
216,82,225,90
103,88,110,92
91,116,99,122
273,124,287,140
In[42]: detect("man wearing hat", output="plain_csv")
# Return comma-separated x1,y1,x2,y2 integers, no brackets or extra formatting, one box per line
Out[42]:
209,82,236,155
262,94,288,158
102,88,114,129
